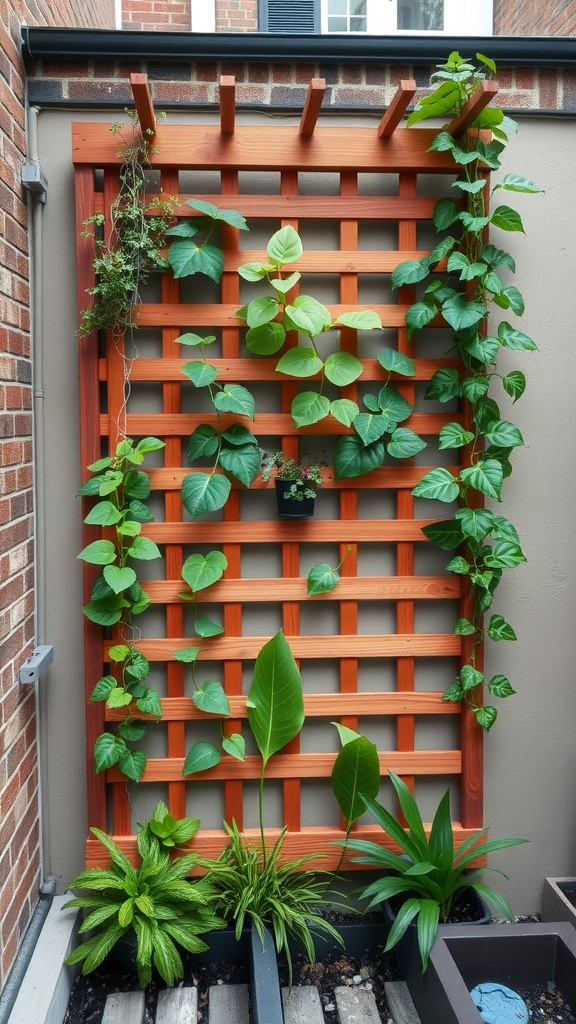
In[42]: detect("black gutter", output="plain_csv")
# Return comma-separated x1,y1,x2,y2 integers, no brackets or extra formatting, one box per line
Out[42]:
21,27,576,68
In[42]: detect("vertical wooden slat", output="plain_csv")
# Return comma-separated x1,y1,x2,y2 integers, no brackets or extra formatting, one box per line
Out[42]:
162,169,187,822
395,171,418,805
219,76,236,136
377,81,417,139
76,164,107,832
130,72,156,139
220,167,244,830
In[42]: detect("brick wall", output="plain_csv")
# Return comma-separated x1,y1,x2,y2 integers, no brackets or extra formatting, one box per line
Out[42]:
122,0,192,31
0,0,114,992
216,0,258,31
26,58,576,113
494,0,576,34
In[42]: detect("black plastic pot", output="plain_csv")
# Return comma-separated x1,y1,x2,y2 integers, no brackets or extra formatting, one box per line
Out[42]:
420,922,576,1024
275,480,315,518
382,889,490,1019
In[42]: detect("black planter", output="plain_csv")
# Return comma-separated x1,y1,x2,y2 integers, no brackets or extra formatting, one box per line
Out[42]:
382,889,490,1020
418,922,576,1024
275,480,315,518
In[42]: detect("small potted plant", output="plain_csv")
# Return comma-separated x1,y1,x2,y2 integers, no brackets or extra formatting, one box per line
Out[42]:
260,451,326,519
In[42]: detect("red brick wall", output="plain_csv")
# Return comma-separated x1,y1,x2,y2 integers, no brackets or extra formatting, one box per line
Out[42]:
216,0,258,31
0,0,113,992
494,0,576,34
122,0,192,30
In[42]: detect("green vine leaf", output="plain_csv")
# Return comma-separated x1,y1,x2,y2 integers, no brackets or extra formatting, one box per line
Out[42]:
454,618,476,636
474,706,498,731
324,351,364,387
78,540,117,565
487,615,517,642
84,501,122,527
222,734,246,760
460,459,503,500
94,733,125,773
213,384,255,419
484,419,524,448
245,322,286,355
183,741,222,776
219,445,261,487
182,361,219,388
188,425,219,460
276,347,323,378
246,296,280,329
182,550,227,593
455,507,495,542
491,205,525,233
498,322,538,351
181,472,231,519
425,368,460,403
421,521,464,550
377,349,416,377
90,676,117,702
103,565,137,595
185,197,249,230
483,541,526,568
330,399,360,426
192,681,231,716
194,616,224,638
441,295,486,332
127,536,162,561
502,371,526,402
291,392,331,427
333,435,384,479
412,469,459,503
267,225,303,264
438,423,474,449
386,428,427,459
307,563,340,596
118,748,147,782
487,675,516,698
167,240,224,282
285,295,331,338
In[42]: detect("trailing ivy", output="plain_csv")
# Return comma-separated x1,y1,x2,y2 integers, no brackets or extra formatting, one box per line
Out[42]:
393,51,543,729
78,436,165,780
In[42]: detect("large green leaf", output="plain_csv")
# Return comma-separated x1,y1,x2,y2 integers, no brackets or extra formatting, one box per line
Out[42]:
271,271,301,295
183,741,221,776
185,197,249,230
324,351,364,386
276,347,323,378
182,550,227,593
222,734,246,760
103,565,137,595
421,520,463,550
498,322,537,352
432,196,461,230
455,507,495,542
460,459,503,500
167,240,224,282
285,295,331,338
391,259,430,289
181,472,231,518
333,435,384,479
438,423,474,450
291,391,330,427
245,322,286,355
182,361,219,388
424,368,460,403
267,225,303,265
412,468,459,503
491,205,525,232
127,536,162,561
405,299,437,336
246,631,304,768
84,501,122,527
487,615,517,642
483,541,526,568
222,425,259,447
307,563,340,596
502,371,526,403
335,311,382,330
194,615,224,638
377,348,416,377
118,748,147,782
78,540,117,565
213,384,255,419
246,296,280,329
219,444,261,487
93,733,125,773
387,428,426,460
484,419,524,448
441,295,486,332
192,681,231,715
331,734,380,828
188,424,219,461
377,386,413,423
461,334,500,366
238,261,273,281
353,413,390,446
494,173,543,195
330,399,359,426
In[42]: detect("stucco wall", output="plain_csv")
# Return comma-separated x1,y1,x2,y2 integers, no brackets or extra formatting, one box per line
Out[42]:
35,107,576,914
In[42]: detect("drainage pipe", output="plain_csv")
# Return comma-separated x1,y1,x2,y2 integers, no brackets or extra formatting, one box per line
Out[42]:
0,878,56,1024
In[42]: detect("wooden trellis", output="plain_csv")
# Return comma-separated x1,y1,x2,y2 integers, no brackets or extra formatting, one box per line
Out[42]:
74,74,497,868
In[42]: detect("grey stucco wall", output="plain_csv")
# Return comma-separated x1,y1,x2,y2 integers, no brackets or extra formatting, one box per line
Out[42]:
36,108,576,912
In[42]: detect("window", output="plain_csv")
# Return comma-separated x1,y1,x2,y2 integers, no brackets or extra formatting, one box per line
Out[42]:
259,0,492,34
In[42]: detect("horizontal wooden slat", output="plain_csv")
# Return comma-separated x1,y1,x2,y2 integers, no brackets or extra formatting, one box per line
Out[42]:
140,575,461,603
143,520,443,544
135,302,410,328
144,466,455,492
225,250,429,272
101,412,461,437
72,124,462,172
86,823,485,871
93,193,444,221
104,633,461,662
107,691,460,723
108,749,461,783
99,357,459,383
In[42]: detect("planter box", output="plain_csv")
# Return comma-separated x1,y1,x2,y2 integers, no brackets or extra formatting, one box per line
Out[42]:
406,922,576,1024
542,877,576,927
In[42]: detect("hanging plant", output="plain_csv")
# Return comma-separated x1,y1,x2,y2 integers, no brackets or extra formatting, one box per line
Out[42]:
78,111,179,339
393,51,543,729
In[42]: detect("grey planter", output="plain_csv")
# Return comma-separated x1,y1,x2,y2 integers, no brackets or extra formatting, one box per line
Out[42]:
541,876,576,927
409,922,576,1024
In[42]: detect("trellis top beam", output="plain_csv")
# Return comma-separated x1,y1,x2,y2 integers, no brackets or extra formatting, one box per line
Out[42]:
130,72,156,139
378,80,417,139
446,80,499,138
299,78,327,137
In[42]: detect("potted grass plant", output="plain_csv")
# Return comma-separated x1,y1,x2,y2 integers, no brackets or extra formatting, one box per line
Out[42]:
260,451,326,518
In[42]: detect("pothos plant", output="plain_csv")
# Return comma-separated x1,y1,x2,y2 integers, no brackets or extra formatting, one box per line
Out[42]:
237,226,428,480
78,436,165,780
393,51,543,729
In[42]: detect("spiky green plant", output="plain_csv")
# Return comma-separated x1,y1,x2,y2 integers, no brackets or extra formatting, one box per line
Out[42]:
64,819,224,987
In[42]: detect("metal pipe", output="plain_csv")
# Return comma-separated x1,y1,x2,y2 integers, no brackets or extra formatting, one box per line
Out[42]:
20,26,576,67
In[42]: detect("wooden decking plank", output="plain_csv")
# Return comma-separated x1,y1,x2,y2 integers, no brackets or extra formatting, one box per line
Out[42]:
101,992,145,1024
155,987,198,1024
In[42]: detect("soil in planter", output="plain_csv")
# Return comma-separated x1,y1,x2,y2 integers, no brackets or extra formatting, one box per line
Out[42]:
516,982,576,1024
63,956,249,1024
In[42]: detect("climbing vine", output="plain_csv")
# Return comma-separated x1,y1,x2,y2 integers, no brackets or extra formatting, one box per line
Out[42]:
393,52,543,729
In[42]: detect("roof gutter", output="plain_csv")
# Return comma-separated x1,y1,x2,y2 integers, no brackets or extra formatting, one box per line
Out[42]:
21,27,576,68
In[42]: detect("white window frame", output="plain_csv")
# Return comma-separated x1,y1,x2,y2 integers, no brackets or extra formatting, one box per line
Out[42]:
321,0,493,35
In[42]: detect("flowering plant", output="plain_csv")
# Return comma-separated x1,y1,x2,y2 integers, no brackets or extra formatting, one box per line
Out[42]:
260,451,326,502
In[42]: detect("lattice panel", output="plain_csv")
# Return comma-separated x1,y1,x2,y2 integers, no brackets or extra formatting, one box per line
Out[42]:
74,104,486,869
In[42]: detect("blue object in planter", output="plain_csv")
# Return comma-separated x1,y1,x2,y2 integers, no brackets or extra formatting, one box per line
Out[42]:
470,982,529,1024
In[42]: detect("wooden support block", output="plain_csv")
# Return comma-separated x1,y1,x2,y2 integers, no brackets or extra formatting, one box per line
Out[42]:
334,985,382,1023
220,75,236,135
156,987,198,1023
378,80,417,138
129,73,156,139
209,984,249,1024
299,78,326,137
282,986,325,1024
445,80,499,138
102,991,145,1024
